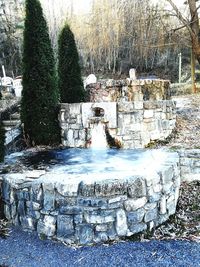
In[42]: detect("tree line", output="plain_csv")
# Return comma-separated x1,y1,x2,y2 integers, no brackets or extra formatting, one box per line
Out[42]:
0,0,195,81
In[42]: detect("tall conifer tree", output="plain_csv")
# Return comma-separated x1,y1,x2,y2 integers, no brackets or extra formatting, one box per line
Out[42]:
58,24,85,103
21,0,60,146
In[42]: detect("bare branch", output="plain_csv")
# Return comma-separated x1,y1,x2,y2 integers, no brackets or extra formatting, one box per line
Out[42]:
166,0,194,36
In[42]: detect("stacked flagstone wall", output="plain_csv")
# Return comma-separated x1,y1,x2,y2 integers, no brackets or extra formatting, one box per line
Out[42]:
2,152,180,245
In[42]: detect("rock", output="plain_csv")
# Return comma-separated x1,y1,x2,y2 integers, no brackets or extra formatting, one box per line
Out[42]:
76,224,94,245
127,208,145,223
56,181,79,197
78,181,95,197
96,224,108,232
95,180,127,197
84,210,115,224
94,232,108,243
37,215,56,237
127,177,146,198
159,196,167,214
124,197,147,212
115,209,128,236
20,216,36,230
57,215,74,238
43,183,55,211
129,222,147,234
144,208,158,222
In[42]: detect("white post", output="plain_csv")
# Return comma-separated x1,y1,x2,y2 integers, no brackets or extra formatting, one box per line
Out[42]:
178,53,182,83
2,65,6,77
129,68,136,80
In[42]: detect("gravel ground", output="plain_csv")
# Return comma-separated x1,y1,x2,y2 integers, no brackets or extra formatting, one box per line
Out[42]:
0,227,200,267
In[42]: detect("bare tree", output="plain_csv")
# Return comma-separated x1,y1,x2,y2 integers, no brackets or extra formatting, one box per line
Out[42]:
167,0,200,64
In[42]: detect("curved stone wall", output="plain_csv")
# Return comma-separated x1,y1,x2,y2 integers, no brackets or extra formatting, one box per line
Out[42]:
2,151,180,245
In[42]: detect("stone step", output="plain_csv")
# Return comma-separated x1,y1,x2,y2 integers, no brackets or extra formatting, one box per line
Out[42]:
10,113,20,120
2,120,21,127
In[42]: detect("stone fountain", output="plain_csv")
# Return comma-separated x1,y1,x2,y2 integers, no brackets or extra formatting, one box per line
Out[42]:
1,74,181,245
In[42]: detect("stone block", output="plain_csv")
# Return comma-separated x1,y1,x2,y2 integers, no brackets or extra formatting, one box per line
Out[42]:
144,208,157,222
17,200,26,216
20,216,36,230
144,203,157,210
76,224,94,245
31,183,43,204
56,181,79,197
4,204,11,220
159,196,167,214
158,214,169,225
32,201,41,211
134,101,143,110
2,181,11,203
96,224,108,232
124,197,147,212
117,102,134,112
129,123,141,131
69,103,81,115
167,199,176,216
74,214,83,224
148,192,161,203
150,131,161,140
59,206,82,215
78,181,95,197
160,166,174,184
43,189,55,212
153,183,162,193
78,197,107,208
108,195,127,204
11,203,17,218
95,180,127,197
144,110,154,119
148,221,154,231
143,102,156,109
57,215,74,238
163,182,173,194
94,232,108,243
16,190,30,201
37,215,56,237
127,177,146,198
127,208,145,223
115,209,128,236
129,222,147,234
79,129,86,140
84,210,115,224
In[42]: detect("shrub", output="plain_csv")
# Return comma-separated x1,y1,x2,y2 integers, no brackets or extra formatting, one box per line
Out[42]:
21,0,60,146
58,24,85,103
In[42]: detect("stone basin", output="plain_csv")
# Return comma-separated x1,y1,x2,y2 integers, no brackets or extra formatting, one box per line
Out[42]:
2,148,180,245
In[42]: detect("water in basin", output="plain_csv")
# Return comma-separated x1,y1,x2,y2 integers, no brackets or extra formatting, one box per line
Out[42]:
17,148,169,176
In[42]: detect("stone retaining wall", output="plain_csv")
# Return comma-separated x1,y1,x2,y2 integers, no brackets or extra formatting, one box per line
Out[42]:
1,152,180,245
60,100,176,149
86,79,170,102
179,149,200,182
0,99,19,119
